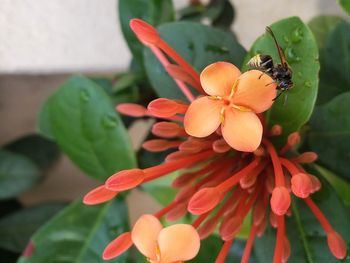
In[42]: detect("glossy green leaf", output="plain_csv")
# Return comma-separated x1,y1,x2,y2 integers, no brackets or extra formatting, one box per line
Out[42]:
0,150,40,200
179,0,235,30
189,235,222,262
253,178,350,262
308,15,344,50
307,92,350,180
244,17,319,142
119,0,174,63
0,203,66,253
312,164,350,209
0,199,22,220
317,21,350,105
141,170,178,206
338,0,350,16
144,21,246,101
4,135,60,170
45,76,136,181
17,199,130,263
37,101,55,140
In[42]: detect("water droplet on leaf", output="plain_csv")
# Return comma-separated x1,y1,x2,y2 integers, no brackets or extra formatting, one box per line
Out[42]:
291,28,303,43
80,89,90,102
304,81,312,88
205,45,229,54
283,36,290,44
285,47,301,63
102,113,118,129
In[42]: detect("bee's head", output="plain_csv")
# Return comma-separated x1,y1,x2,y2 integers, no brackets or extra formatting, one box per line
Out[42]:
280,79,293,90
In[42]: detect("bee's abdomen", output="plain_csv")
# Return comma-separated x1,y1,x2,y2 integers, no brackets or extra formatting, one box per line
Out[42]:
247,54,273,71
247,55,262,68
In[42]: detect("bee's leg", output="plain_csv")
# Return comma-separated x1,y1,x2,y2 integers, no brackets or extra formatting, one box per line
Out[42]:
273,91,283,101
258,72,264,79
265,81,276,86
283,92,289,106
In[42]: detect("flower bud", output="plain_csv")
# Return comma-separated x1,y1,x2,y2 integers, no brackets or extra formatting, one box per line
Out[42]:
106,169,145,191
129,19,160,46
291,173,313,198
188,187,222,215
270,187,291,215
327,231,346,260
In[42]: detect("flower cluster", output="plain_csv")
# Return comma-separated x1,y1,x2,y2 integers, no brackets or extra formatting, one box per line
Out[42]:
83,19,346,263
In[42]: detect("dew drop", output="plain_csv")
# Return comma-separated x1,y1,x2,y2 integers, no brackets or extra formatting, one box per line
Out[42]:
102,113,118,129
80,89,90,102
304,81,312,88
283,35,290,44
205,44,229,54
285,47,301,63
291,28,303,43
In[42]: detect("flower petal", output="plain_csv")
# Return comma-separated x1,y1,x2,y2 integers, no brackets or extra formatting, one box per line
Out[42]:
232,70,277,113
158,224,200,262
221,108,262,152
131,214,163,260
184,96,222,138
200,62,241,96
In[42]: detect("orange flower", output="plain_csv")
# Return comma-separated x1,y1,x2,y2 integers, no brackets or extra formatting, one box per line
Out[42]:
184,62,277,152
131,214,200,263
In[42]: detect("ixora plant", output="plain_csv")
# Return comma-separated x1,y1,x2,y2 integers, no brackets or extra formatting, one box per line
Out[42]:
13,1,350,263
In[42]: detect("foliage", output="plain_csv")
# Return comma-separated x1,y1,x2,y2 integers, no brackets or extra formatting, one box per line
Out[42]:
0,1,348,263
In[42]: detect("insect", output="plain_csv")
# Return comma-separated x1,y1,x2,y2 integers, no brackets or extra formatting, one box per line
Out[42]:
247,26,293,102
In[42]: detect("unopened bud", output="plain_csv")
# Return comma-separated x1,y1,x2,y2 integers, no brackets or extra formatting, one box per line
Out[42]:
327,231,346,260
188,187,222,215
116,103,147,117
291,173,313,198
129,19,160,46
106,169,145,191
270,186,291,215
83,185,117,205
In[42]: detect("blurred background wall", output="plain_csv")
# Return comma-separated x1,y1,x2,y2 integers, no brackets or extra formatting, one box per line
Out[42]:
0,0,346,208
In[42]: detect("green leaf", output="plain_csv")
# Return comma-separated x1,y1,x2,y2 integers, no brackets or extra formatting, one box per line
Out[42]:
144,21,246,101
0,199,22,220
45,76,136,181
17,199,130,263
179,0,235,30
307,92,350,180
308,15,344,50
312,164,350,209
119,0,174,63
338,0,350,16
253,179,350,262
189,235,222,262
141,170,178,206
244,17,319,142
4,135,60,170
0,150,40,200
317,21,350,105
37,101,55,140
0,203,66,253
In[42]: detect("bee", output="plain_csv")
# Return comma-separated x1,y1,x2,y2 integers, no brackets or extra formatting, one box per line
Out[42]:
247,26,293,102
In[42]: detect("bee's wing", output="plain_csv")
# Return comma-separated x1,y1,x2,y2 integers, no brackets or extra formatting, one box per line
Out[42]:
266,26,288,66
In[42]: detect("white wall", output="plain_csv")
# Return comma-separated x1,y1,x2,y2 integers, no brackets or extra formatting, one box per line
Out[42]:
0,0,345,74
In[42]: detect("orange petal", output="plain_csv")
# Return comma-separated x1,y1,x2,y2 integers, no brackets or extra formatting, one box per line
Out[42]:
221,108,262,152
200,62,241,96
158,224,200,262
232,70,277,113
131,214,163,260
184,96,222,138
